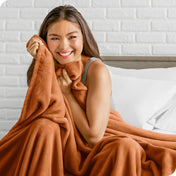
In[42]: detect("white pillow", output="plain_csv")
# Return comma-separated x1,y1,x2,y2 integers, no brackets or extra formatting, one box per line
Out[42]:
110,73,176,128
148,96,176,133
106,65,176,81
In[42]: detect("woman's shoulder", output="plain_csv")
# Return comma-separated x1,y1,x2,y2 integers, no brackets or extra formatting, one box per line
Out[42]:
86,58,110,86
81,55,102,68
88,57,108,75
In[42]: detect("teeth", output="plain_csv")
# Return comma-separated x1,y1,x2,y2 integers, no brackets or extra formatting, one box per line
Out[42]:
59,51,72,56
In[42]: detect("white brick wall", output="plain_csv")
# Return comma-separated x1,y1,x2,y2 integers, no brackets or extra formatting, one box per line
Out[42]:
1,0,176,139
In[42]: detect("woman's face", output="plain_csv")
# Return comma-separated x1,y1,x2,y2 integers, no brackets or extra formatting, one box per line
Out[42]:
47,19,83,65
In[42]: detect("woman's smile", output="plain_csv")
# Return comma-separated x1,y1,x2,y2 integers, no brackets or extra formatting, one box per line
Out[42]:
57,51,73,59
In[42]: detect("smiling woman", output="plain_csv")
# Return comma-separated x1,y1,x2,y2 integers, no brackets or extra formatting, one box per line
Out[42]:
46,20,83,64
27,4,111,153
27,5,110,147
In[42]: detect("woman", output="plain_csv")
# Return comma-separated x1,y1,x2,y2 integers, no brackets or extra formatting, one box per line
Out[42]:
27,5,111,146
0,5,176,176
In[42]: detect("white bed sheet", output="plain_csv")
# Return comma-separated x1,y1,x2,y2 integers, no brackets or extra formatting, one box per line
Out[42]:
151,128,176,135
106,64,176,135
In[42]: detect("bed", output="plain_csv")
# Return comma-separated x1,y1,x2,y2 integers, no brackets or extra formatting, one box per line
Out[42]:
1,47,176,175
102,56,176,135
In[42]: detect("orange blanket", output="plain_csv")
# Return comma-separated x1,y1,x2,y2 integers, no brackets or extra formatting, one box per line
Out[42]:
0,35,176,176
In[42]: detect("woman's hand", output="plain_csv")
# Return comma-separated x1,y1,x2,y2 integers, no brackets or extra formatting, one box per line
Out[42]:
27,37,43,58
57,69,72,95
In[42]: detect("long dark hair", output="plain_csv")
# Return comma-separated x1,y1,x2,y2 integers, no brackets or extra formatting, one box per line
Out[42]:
27,5,101,86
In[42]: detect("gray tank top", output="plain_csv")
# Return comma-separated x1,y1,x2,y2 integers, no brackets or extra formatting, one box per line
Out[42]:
81,57,100,85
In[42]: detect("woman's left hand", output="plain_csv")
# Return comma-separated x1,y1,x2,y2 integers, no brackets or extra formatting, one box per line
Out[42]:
57,69,72,95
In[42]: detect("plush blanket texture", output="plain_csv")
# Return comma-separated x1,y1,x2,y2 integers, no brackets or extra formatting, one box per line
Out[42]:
0,35,176,176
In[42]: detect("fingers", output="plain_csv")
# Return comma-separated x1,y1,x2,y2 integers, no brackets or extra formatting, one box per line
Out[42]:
57,76,61,81
63,69,70,81
57,76,65,88
57,70,72,86
27,37,43,58
29,37,43,46
57,76,61,83
27,42,39,58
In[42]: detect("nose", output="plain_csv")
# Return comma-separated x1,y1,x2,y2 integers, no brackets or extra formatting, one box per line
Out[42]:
59,38,68,51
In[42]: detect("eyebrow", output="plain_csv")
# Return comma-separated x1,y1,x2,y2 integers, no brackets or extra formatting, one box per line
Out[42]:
48,31,78,37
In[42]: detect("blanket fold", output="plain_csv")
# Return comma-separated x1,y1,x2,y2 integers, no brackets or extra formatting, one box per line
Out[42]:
0,35,176,176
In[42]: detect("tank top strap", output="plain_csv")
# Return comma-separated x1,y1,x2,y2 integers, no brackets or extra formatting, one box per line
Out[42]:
81,57,100,85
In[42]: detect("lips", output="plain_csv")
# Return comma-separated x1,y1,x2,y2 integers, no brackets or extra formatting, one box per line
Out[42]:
57,51,73,58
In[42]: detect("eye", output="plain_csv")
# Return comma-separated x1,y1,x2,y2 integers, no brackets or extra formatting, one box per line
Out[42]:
51,37,60,40
69,36,77,40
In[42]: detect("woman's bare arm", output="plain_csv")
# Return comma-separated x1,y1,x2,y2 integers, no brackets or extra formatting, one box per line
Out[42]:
64,60,111,146
85,60,111,144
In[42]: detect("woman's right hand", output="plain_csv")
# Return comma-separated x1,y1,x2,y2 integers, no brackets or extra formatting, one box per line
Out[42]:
27,37,43,58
